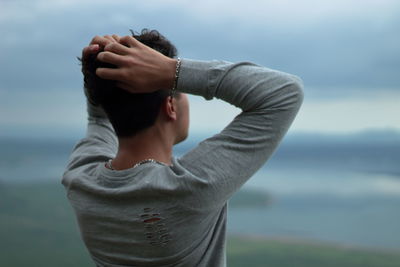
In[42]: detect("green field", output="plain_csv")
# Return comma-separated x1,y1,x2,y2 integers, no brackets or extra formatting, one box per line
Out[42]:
1,182,399,267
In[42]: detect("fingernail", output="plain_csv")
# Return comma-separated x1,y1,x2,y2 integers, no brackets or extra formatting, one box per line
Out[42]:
90,44,99,51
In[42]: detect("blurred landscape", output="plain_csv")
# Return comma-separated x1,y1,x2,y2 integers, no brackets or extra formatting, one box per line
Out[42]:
1,129,399,266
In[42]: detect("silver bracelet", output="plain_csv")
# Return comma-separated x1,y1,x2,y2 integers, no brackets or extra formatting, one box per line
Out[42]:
171,58,181,96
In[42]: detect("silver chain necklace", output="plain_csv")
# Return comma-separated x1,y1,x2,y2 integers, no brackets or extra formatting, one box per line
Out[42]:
106,158,168,170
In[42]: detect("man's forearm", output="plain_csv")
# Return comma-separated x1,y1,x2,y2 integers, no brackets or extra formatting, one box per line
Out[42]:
176,59,303,113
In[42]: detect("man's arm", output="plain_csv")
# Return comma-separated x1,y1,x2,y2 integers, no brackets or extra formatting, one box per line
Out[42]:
63,36,121,175
94,36,303,208
176,59,303,208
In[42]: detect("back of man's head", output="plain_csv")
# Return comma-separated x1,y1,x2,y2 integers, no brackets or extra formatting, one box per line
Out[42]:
80,29,178,138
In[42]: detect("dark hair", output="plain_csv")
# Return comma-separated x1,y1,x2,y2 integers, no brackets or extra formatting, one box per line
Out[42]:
80,29,178,138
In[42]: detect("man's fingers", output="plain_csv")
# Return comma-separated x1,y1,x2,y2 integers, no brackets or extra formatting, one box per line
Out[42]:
104,42,131,55
116,82,132,92
87,44,100,52
96,68,125,81
97,51,126,66
82,44,100,58
119,35,140,48
89,35,111,47
112,34,121,42
104,35,118,43
117,82,148,94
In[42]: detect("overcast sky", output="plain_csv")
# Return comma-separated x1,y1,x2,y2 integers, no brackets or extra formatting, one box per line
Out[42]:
0,0,399,138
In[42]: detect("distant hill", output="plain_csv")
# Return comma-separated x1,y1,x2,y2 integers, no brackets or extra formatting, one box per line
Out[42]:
0,128,399,183
175,128,400,175
284,128,400,145
270,129,400,175
174,128,400,151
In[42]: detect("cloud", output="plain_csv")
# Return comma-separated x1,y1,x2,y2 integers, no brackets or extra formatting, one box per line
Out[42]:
246,169,400,197
0,89,86,127
3,0,399,30
291,90,400,133
0,0,399,135
1,0,399,91
21,0,400,23
1,88,399,138
189,89,400,134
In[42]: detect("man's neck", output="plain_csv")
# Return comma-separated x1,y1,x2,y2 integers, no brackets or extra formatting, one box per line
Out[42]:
111,126,174,170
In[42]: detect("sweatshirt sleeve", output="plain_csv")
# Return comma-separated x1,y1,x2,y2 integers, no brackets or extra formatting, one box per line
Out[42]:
63,99,118,176
175,59,304,208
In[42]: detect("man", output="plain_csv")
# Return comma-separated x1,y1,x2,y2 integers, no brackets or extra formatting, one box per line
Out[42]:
62,29,303,267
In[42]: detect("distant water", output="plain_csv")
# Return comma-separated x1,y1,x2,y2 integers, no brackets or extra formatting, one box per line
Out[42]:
229,168,400,251
0,138,73,183
1,134,399,251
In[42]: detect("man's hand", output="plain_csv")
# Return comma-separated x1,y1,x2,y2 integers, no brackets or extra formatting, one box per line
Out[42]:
95,35,177,94
82,34,121,60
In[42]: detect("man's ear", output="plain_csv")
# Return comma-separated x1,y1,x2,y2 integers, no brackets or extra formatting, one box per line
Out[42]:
162,96,177,121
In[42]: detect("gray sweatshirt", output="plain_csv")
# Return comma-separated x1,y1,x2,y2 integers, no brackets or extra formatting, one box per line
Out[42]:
62,59,303,267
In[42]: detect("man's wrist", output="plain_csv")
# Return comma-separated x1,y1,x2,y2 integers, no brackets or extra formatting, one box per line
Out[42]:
164,57,178,91
171,58,181,94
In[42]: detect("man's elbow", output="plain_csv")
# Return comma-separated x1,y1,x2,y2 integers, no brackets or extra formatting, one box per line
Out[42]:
287,74,304,110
